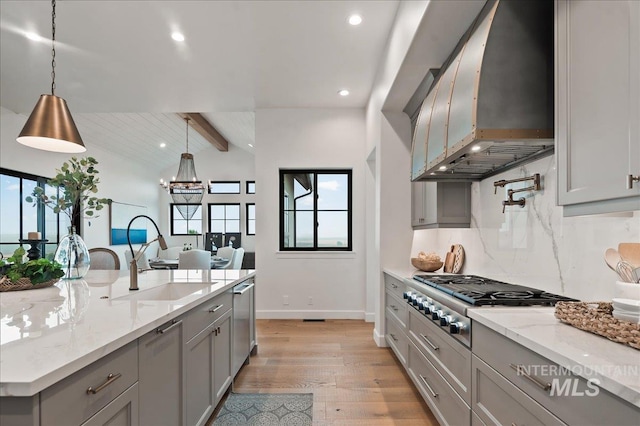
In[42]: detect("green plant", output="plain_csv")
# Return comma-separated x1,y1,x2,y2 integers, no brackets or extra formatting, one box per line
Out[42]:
26,156,111,225
0,247,64,284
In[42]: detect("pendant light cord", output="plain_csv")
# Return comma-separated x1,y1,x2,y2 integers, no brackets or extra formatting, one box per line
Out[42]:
51,0,56,96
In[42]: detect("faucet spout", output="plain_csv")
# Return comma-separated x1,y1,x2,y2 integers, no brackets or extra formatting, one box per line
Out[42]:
129,260,139,291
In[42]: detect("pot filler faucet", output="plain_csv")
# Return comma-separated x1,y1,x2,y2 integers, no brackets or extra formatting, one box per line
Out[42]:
127,215,167,291
493,173,541,213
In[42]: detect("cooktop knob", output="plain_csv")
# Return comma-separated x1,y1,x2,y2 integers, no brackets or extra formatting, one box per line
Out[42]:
450,322,467,334
403,291,411,299
423,304,434,314
440,314,456,326
431,309,443,320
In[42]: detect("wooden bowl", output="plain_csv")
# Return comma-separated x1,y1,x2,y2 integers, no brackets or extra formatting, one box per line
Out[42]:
411,258,443,272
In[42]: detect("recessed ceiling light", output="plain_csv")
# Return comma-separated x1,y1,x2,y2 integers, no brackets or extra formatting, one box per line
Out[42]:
439,166,447,171
338,89,350,97
160,142,166,148
471,145,481,152
171,32,185,42
348,14,362,25
248,144,254,148
25,32,41,41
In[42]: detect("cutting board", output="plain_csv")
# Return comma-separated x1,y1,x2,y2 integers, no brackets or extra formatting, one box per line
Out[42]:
443,244,465,273
618,243,640,267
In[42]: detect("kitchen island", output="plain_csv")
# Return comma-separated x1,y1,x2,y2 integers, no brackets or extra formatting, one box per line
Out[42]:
0,268,255,425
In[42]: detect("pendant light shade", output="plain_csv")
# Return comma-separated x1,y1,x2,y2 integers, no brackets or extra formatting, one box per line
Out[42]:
16,0,86,153
17,94,86,153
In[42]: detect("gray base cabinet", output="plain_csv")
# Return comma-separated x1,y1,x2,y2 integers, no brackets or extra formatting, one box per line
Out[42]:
81,383,139,426
412,181,471,229
556,0,640,216
138,319,184,426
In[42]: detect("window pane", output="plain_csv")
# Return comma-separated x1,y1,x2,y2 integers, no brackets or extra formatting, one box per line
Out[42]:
208,181,240,194
247,204,255,220
318,211,348,247
0,174,20,244
210,220,225,233
225,205,240,219
210,205,225,219
246,181,255,194
187,221,202,234
226,221,240,233
21,179,37,239
174,221,188,234
294,211,314,247
317,173,348,210
248,220,255,235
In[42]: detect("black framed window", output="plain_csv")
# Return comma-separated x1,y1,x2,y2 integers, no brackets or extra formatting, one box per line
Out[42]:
170,204,202,235
246,203,255,235
208,181,241,194
279,169,352,251
0,168,69,259
208,203,240,233
246,181,255,194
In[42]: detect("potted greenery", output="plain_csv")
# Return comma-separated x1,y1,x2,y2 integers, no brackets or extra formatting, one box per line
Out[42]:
26,157,111,279
0,247,65,291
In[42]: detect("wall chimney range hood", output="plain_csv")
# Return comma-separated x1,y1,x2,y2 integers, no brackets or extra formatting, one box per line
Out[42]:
411,0,554,181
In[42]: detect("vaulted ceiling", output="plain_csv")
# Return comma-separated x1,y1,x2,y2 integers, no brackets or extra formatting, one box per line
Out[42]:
0,0,400,172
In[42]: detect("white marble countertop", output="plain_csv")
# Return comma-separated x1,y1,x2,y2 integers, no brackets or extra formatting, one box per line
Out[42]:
468,307,640,408
0,268,255,397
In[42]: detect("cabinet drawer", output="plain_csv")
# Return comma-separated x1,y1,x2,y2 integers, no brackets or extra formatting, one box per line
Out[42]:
385,315,408,366
408,342,470,426
184,290,232,341
472,355,565,426
408,308,471,404
384,273,405,300
385,290,408,329
41,340,138,426
473,323,640,425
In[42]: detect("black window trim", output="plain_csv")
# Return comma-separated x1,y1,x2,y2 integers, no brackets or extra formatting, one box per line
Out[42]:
246,180,256,194
245,203,255,236
208,180,241,194
169,203,203,236
207,202,242,234
279,169,352,251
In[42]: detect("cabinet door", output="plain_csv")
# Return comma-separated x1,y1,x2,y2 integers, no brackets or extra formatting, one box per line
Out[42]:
81,383,139,426
411,182,427,227
556,0,640,214
185,328,214,426
138,319,183,426
213,310,233,404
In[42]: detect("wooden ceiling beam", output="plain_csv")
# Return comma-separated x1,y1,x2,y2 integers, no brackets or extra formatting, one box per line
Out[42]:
178,113,229,152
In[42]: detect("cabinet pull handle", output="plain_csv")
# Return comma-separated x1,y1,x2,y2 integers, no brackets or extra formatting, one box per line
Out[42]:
234,283,254,294
418,374,438,398
157,319,182,334
389,333,398,342
391,283,398,289
208,304,224,313
509,364,551,391
627,174,640,189
419,333,439,351
86,373,122,395
389,304,398,311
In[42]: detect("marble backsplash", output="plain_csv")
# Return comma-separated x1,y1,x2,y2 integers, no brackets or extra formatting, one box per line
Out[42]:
411,156,639,302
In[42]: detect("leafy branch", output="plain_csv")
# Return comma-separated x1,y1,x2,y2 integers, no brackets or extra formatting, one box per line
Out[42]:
0,247,65,284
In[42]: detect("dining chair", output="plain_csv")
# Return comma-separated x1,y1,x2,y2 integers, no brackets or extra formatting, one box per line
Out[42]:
230,247,245,269
158,246,182,260
124,249,151,270
215,246,235,269
88,248,121,270
178,249,211,269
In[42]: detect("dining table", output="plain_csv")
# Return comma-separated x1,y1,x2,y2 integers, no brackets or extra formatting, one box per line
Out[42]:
148,256,230,270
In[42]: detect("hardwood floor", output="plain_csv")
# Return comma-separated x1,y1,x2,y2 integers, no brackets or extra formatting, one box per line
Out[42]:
225,319,438,425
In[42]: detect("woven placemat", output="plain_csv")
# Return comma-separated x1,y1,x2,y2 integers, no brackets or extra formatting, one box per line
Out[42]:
0,276,59,292
555,301,640,350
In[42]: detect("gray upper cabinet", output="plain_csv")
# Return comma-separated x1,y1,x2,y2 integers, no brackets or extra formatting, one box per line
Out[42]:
556,0,640,216
412,181,471,229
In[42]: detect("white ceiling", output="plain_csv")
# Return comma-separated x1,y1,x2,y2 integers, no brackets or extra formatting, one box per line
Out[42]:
0,0,400,171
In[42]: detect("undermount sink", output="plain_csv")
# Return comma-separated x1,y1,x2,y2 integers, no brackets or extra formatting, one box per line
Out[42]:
114,283,212,301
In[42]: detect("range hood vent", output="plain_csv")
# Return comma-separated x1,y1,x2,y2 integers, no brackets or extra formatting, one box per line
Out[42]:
411,0,554,182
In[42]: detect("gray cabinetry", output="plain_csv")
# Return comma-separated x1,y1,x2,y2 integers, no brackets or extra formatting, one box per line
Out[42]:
138,319,184,426
412,181,471,229
81,383,139,426
184,291,234,426
556,0,640,215
383,273,409,366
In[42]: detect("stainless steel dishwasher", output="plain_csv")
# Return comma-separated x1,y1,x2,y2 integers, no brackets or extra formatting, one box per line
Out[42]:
232,279,254,376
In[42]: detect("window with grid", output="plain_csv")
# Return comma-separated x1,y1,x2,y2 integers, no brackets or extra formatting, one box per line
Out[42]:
208,203,240,234
279,169,352,251
246,203,255,235
246,181,255,194
0,168,69,259
208,181,241,194
170,204,202,235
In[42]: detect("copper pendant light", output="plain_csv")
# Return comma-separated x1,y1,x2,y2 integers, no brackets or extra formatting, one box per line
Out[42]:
16,0,86,153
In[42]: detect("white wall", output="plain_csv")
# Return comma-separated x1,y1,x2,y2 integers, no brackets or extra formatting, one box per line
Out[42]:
411,155,640,302
157,142,256,253
0,107,160,266
254,108,366,319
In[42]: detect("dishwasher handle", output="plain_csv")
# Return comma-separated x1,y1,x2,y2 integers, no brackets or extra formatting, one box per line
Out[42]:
233,282,255,295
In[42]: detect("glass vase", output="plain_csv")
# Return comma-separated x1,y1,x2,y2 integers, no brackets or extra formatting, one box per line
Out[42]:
54,226,91,279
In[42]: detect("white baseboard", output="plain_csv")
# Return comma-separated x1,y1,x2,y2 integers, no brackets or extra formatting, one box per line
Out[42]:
373,328,387,347
256,310,365,320
364,312,375,322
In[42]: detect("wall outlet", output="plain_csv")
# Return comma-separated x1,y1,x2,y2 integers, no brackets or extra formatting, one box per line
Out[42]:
308,296,313,305
283,295,289,305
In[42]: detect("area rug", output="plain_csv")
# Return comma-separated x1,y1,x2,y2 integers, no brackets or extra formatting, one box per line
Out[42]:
213,393,313,425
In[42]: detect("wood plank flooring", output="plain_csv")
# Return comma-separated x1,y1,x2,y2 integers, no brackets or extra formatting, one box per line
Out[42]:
216,319,438,425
